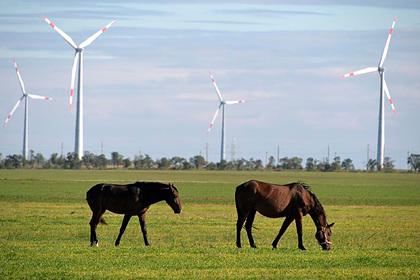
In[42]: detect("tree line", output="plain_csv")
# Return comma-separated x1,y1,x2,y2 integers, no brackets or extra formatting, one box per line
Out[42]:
0,151,419,172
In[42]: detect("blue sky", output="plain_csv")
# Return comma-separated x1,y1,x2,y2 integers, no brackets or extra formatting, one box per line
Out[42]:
0,0,419,168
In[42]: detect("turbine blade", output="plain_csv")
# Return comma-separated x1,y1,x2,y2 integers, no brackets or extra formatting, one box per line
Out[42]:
44,17,77,49
383,79,396,113
209,72,223,102
69,52,80,110
28,94,52,100
343,67,377,78
225,100,245,105
13,60,26,94
208,105,221,132
3,96,24,127
79,20,115,49
379,17,397,67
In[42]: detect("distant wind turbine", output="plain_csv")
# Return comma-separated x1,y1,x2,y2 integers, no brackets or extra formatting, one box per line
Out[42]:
343,18,397,170
44,17,115,159
3,60,52,160
207,72,245,162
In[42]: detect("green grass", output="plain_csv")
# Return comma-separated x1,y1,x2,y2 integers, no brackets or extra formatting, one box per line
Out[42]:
0,170,419,279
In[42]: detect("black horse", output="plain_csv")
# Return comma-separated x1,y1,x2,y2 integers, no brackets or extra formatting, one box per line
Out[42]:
86,181,181,247
235,180,334,250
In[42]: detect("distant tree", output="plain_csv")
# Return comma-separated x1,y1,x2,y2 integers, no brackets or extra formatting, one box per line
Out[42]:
4,154,23,169
235,158,247,170
367,159,377,171
95,154,108,169
134,154,155,169
289,157,303,170
170,156,186,169
191,155,206,169
266,156,276,169
33,153,45,168
64,153,81,169
206,162,217,170
383,157,395,172
408,154,420,172
217,160,228,170
111,152,123,168
316,160,331,172
341,158,355,171
47,153,59,168
331,156,341,171
254,159,264,170
123,158,131,168
305,157,316,171
157,157,170,169
82,151,96,169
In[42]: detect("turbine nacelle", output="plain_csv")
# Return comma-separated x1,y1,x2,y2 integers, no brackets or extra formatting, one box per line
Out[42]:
207,73,245,133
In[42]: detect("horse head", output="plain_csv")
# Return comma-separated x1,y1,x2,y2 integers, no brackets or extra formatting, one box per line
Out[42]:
165,183,182,214
315,222,335,250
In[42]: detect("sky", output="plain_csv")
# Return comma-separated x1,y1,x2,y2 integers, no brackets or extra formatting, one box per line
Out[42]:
0,0,419,169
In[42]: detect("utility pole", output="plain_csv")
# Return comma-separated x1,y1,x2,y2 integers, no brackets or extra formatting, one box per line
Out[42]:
205,142,209,163
277,144,280,166
60,142,64,158
367,144,370,171
327,145,330,164
101,141,104,155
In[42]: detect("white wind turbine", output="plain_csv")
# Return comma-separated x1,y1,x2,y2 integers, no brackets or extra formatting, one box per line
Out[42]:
207,73,245,162
3,60,52,160
44,17,115,159
343,18,397,171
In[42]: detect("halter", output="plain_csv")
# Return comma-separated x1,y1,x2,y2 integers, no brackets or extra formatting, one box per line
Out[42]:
318,227,333,246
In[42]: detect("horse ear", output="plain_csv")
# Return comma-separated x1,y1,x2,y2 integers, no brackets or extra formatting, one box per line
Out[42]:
328,223,335,228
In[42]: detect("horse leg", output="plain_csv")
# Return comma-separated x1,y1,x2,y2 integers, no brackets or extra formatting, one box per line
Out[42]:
295,211,306,250
236,210,247,248
245,209,257,248
115,214,132,246
89,210,104,247
138,214,150,246
272,215,294,249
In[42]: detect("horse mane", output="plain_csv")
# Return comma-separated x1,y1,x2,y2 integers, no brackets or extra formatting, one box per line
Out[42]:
135,181,177,192
285,182,325,216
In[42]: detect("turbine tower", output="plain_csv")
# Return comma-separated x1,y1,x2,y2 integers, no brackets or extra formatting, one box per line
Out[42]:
343,18,397,170
3,60,52,160
44,17,115,159
207,73,244,162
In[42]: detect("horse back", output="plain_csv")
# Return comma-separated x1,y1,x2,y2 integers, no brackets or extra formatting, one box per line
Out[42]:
235,180,311,218
86,183,143,214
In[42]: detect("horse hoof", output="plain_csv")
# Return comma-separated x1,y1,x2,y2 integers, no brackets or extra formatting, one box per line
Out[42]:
299,247,306,251
90,241,98,247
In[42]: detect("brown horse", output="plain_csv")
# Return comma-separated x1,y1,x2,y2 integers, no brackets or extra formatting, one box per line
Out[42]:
86,181,181,247
235,180,334,250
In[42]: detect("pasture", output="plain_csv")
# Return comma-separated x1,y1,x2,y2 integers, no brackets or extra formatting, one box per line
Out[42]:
0,170,419,279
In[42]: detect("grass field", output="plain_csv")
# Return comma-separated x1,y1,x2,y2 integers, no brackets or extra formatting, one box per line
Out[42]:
0,170,419,279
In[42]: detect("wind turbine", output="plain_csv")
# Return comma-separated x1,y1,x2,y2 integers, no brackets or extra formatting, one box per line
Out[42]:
44,17,115,159
3,60,52,160
343,18,397,171
207,73,244,162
